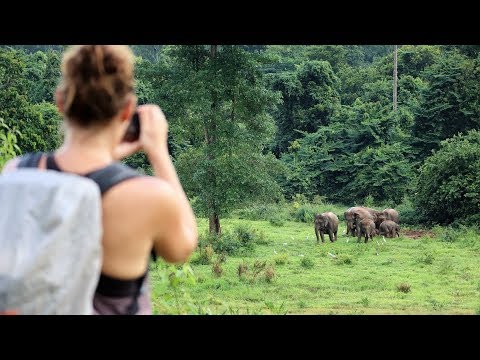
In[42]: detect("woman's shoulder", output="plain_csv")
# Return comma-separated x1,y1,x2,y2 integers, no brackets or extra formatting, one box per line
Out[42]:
103,167,176,204
1,157,21,174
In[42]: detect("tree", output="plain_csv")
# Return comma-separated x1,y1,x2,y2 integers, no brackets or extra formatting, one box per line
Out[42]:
0,48,62,153
415,130,480,225
0,118,21,169
266,60,340,156
393,45,398,111
411,52,480,161
166,45,282,234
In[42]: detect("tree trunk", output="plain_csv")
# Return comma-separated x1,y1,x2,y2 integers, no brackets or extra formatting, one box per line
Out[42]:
209,211,221,235
206,45,221,235
393,45,398,111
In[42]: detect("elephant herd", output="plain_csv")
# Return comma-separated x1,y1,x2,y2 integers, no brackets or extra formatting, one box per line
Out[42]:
314,206,400,244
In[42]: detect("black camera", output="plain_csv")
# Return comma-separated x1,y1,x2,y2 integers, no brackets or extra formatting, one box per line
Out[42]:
122,111,140,142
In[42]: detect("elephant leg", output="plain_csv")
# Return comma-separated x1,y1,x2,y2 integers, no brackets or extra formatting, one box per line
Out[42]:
315,227,320,243
334,230,338,242
320,230,325,243
328,229,334,243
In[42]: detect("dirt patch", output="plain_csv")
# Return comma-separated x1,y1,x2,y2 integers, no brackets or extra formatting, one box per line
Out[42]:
402,230,435,239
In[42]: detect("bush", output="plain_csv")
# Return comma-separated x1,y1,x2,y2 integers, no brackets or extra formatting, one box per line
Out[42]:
233,203,289,221
395,197,425,226
0,118,22,169
312,195,327,205
415,130,480,225
364,194,375,208
212,260,223,277
439,227,459,243
417,252,435,265
397,283,411,293
235,225,259,250
273,253,289,265
191,244,215,265
333,254,353,265
300,256,314,269
269,214,285,227
198,225,267,256
293,204,317,223
264,265,276,283
212,231,241,255
237,260,274,283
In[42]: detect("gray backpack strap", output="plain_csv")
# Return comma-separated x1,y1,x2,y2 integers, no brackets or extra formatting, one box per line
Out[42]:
85,162,140,196
23,153,142,196
17,152,44,168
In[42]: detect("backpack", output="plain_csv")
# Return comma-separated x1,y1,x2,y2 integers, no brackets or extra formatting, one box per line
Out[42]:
0,152,139,315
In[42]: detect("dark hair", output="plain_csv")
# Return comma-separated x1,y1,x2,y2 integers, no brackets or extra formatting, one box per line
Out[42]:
58,45,135,127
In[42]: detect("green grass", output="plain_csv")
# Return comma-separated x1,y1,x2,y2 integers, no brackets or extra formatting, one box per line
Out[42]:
150,217,480,315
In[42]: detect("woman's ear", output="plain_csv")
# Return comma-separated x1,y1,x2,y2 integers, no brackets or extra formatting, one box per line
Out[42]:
55,89,65,114
120,95,137,122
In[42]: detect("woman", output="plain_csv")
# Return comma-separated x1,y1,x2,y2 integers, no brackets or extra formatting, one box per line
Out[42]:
2,45,198,314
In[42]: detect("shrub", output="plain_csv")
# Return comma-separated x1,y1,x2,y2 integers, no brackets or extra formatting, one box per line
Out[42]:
397,283,411,293
191,244,215,265
233,203,289,221
417,252,435,265
439,227,458,243
0,118,22,169
212,231,239,255
300,256,314,269
312,195,327,205
269,214,285,227
396,197,426,226
333,254,353,265
237,262,248,278
273,253,289,265
415,130,480,225
216,252,227,263
212,260,223,277
364,194,375,208
293,204,317,223
237,260,274,284
198,225,268,256
264,265,276,283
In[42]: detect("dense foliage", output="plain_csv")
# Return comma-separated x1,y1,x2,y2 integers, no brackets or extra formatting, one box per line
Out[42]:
1,45,479,227
416,130,480,225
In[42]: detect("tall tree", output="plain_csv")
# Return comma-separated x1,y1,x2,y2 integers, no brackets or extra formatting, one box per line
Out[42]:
411,52,480,161
166,45,282,234
393,45,398,111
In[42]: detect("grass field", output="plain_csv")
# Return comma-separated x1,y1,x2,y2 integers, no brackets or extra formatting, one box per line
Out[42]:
149,213,480,315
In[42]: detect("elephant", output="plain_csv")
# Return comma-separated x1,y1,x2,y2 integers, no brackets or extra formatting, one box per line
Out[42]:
383,208,399,224
354,213,376,243
314,212,339,243
374,212,388,230
379,220,400,238
345,207,376,237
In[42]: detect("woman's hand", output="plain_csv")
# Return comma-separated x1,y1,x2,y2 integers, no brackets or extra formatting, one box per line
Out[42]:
113,105,169,161
136,105,169,157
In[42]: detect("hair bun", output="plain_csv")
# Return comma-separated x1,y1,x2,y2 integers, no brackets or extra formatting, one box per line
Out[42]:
59,45,134,127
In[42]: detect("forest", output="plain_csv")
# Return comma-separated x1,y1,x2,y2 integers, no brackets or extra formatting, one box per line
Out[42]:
1,45,480,314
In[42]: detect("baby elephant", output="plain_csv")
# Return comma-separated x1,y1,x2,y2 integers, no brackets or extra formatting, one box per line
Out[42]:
354,213,376,243
314,212,339,243
379,220,400,238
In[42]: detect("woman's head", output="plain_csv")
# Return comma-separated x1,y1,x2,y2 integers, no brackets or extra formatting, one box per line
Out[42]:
56,45,136,128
